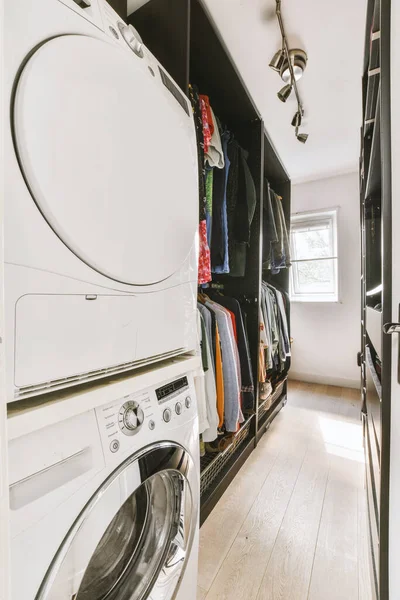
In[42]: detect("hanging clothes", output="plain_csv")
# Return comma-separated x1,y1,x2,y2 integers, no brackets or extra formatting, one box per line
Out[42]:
226,140,257,277
205,106,224,169
198,300,224,428
198,302,214,367
199,96,212,154
191,88,257,279
205,298,242,432
194,311,210,436
189,84,211,284
197,310,219,442
214,322,225,427
231,147,257,276
259,282,291,381
205,168,214,247
211,129,231,274
263,183,290,273
198,220,211,284
200,95,214,146
189,89,264,449
208,292,255,411
262,182,278,267
273,283,292,374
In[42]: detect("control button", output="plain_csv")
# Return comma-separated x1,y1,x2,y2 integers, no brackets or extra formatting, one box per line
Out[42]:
163,408,172,423
148,420,156,430
119,401,144,436
109,26,119,39
175,402,183,415
118,22,144,57
110,439,120,453
185,396,191,409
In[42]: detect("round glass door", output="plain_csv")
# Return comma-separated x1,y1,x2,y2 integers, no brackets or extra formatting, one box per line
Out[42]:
77,471,185,600
36,444,197,600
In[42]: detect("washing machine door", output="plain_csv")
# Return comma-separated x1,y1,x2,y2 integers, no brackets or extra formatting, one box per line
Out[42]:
35,442,198,600
12,34,198,285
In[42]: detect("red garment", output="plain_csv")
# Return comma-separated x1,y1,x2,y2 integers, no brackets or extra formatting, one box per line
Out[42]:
198,220,211,284
199,97,212,154
200,95,214,136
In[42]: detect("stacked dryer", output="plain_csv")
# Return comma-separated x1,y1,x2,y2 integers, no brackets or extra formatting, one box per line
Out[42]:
5,0,199,403
4,1,201,599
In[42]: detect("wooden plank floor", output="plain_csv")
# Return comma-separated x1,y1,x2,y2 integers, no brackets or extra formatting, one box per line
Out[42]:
197,381,373,600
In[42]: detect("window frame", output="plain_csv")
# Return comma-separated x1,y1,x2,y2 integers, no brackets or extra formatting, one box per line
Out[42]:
290,207,340,303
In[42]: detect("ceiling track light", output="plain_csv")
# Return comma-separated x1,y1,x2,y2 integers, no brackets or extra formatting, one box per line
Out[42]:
295,125,308,144
269,0,309,143
278,84,292,102
280,49,307,83
297,132,309,144
291,111,302,127
269,48,285,72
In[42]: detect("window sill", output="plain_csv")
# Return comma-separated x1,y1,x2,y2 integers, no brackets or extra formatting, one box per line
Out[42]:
290,297,340,304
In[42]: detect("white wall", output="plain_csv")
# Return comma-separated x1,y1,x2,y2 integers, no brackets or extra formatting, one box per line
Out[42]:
289,171,361,388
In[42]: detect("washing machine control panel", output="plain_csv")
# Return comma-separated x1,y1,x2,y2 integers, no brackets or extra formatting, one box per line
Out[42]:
95,373,195,458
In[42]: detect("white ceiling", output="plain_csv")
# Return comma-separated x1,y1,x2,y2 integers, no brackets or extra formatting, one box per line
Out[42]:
128,0,367,182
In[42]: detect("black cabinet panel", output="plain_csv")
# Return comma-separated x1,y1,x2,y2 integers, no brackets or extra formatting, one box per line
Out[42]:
108,0,127,19
128,0,190,92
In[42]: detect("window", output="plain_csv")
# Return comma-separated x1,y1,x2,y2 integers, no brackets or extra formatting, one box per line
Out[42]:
290,209,339,302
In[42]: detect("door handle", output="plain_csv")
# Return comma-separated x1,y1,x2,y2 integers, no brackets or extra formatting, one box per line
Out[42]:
383,322,400,334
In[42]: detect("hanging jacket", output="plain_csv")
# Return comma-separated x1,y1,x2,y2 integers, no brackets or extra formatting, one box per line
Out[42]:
225,140,257,277
208,293,255,411
212,130,231,274
262,181,279,268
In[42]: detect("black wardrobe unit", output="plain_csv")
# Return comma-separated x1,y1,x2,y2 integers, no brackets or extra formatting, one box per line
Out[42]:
257,132,291,443
127,0,291,524
108,0,127,18
359,0,391,597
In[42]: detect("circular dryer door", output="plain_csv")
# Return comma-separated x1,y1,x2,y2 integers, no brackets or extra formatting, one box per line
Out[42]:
12,35,198,285
35,443,198,600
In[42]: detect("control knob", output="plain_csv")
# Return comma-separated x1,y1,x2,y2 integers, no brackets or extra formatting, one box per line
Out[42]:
119,401,144,436
118,23,144,57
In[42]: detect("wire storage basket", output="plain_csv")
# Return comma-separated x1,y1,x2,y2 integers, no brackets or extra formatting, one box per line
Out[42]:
258,378,287,424
200,416,252,497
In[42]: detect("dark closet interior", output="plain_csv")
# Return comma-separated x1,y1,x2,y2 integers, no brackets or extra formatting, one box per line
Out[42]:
112,0,292,524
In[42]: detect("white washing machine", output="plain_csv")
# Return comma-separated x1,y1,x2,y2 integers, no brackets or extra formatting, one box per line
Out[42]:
4,0,199,402
8,357,200,600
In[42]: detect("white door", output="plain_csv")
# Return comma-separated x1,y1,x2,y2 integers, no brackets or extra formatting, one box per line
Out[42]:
35,443,197,600
12,34,198,285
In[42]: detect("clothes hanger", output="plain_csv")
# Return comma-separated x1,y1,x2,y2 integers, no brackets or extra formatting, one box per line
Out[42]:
197,292,208,304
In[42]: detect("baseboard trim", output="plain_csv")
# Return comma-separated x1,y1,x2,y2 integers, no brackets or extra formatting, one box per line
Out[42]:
289,371,360,389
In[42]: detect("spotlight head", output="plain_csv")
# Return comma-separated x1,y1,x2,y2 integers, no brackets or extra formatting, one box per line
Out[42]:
296,132,309,143
280,49,308,83
277,84,292,102
269,49,285,72
291,111,302,127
